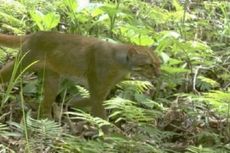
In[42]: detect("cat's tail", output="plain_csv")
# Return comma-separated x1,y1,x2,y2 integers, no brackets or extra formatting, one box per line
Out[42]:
0,33,27,48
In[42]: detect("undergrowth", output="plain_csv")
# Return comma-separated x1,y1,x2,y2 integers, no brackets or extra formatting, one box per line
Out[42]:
0,0,229,152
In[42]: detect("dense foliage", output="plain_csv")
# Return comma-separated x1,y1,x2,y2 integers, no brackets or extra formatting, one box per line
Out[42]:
0,0,229,152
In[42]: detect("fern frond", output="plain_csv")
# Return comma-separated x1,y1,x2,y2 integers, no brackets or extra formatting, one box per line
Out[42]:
66,109,111,135
75,85,90,98
26,116,62,138
204,90,230,114
197,76,220,91
0,123,12,137
186,145,216,153
118,80,153,94
105,97,160,123
0,144,15,153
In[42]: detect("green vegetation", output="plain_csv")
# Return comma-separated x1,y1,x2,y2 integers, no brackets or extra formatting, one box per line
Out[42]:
0,0,229,152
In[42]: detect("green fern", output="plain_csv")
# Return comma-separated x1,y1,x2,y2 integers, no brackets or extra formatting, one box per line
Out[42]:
26,116,62,139
66,109,111,136
0,144,15,153
118,80,153,94
197,76,220,91
75,85,90,98
56,134,162,153
204,90,230,114
105,97,160,123
8,115,62,152
0,123,10,136
186,145,215,153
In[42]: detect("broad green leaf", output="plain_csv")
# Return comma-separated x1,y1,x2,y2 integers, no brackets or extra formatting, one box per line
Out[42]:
161,65,190,74
43,12,60,30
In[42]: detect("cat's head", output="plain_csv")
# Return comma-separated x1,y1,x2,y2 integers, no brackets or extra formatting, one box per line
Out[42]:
127,45,161,78
115,44,161,78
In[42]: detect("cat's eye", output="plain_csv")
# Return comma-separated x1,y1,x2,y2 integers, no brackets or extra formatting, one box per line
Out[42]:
149,64,154,68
